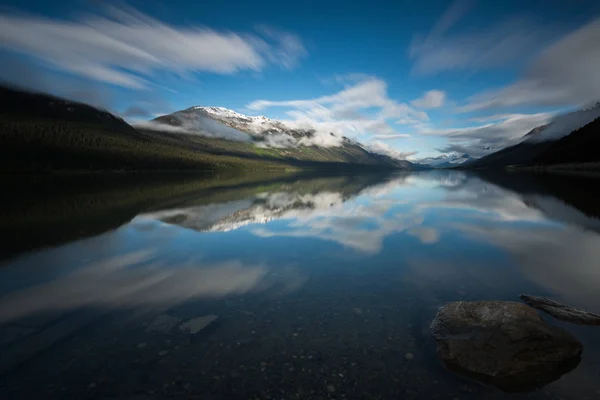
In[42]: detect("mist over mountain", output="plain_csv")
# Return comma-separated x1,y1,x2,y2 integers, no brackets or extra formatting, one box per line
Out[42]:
465,103,600,169
145,105,419,168
150,106,351,149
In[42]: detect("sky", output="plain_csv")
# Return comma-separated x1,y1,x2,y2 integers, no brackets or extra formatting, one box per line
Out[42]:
1,0,599,160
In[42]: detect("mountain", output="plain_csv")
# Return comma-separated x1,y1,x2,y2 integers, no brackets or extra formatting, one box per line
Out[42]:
466,103,600,169
148,106,417,169
416,152,473,168
533,116,600,166
139,173,398,234
0,85,417,172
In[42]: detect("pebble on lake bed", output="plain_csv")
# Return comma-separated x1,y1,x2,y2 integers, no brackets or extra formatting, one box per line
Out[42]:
158,350,168,356
327,384,336,393
179,315,218,334
405,352,414,360
147,314,182,334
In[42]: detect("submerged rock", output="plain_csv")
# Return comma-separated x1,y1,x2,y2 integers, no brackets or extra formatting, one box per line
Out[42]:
520,295,600,326
431,301,582,392
147,314,182,334
179,315,218,334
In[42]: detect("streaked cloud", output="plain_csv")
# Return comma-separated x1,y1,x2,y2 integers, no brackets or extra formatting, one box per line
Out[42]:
0,5,307,89
461,17,600,111
418,112,554,157
0,250,305,323
410,0,545,76
411,90,446,109
246,76,425,147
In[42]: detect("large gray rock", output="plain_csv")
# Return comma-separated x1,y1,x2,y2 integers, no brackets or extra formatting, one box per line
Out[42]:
431,301,582,392
520,295,600,326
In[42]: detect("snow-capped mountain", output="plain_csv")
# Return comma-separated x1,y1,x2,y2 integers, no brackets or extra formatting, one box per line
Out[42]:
523,102,600,142
193,106,292,136
147,105,418,169
467,102,600,168
415,152,473,168
153,106,317,140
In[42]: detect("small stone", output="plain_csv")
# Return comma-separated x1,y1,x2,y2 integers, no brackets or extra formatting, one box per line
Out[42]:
261,362,267,366
352,307,363,315
405,352,414,360
88,383,96,389
230,370,241,378
327,384,335,393
147,314,182,334
179,315,218,334
137,343,147,349
158,350,169,356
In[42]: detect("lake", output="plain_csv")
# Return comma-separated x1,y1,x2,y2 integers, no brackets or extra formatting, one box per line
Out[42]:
0,170,599,399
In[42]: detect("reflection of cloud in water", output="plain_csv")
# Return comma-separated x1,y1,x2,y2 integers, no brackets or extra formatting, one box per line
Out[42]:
406,172,600,311
0,250,304,324
415,173,600,309
418,178,546,223
252,194,438,253
522,195,600,232
459,223,600,308
135,199,254,231
133,176,438,253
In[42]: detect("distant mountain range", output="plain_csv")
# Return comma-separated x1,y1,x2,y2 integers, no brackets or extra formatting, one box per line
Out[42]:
465,103,600,169
0,85,418,172
415,152,474,168
3,83,598,173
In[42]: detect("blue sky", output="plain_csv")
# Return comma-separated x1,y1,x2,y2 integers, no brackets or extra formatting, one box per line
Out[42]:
1,0,599,159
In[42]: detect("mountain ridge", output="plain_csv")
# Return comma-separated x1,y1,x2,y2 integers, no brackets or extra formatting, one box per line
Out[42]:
0,85,418,172
149,105,418,169
465,103,600,169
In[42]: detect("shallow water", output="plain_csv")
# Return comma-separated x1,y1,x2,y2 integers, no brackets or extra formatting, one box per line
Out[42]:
1,170,600,399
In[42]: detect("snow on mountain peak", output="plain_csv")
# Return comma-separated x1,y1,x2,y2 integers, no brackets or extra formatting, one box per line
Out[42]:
193,106,276,125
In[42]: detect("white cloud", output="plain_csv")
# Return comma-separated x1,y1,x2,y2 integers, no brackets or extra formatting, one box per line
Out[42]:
0,5,307,89
417,112,554,157
246,76,423,142
461,17,600,111
410,2,545,76
134,120,252,142
250,181,437,253
363,140,417,160
0,250,305,323
411,90,447,109
373,133,413,140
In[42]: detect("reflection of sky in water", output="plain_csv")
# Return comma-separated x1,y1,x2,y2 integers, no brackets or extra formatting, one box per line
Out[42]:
1,171,600,326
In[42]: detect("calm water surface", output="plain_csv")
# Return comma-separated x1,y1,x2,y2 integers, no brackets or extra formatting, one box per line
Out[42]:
1,171,599,399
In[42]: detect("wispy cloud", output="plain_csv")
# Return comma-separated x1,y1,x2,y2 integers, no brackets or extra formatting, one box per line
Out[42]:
0,250,305,323
461,17,600,111
0,5,307,89
410,1,545,75
246,76,426,145
363,141,418,160
411,90,446,109
419,112,554,157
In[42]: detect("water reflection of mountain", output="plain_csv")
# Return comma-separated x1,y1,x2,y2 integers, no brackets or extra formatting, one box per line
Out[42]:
0,172,398,261
138,173,405,233
474,171,600,231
